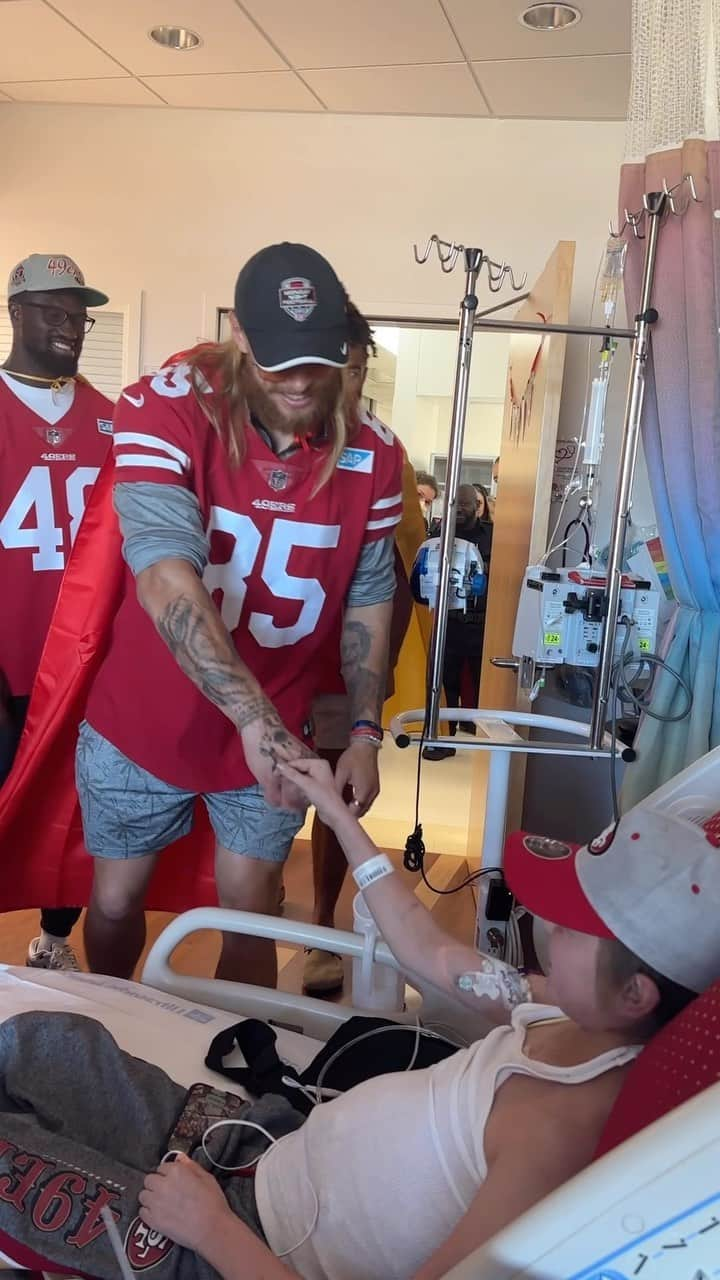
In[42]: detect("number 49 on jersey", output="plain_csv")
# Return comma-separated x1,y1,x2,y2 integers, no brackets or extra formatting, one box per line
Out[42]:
0,464,100,571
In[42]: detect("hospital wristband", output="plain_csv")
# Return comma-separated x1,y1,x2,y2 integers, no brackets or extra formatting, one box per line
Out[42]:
352,853,394,891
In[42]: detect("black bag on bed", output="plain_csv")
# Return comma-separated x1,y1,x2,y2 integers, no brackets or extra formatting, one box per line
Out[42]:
204,1015,459,1116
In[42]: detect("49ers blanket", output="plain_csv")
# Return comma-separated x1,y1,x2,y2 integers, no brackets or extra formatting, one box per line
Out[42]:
0,1010,300,1278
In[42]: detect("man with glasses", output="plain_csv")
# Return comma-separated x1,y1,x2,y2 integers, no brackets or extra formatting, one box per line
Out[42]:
0,253,112,970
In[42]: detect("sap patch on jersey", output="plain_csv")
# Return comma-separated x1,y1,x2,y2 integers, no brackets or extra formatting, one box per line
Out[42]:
337,447,374,474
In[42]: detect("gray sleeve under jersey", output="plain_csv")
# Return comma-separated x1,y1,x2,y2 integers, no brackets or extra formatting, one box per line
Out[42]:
114,481,397,606
346,534,396,607
114,482,208,577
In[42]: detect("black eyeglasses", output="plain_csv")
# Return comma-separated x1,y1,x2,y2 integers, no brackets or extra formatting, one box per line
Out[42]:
18,301,95,335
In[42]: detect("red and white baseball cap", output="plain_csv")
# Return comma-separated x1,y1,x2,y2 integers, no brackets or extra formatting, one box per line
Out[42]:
505,807,720,993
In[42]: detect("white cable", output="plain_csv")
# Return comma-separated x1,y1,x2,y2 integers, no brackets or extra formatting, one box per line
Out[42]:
101,1206,136,1280
201,1118,278,1173
313,1020,448,1100
280,1075,341,1106
200,1117,319,1258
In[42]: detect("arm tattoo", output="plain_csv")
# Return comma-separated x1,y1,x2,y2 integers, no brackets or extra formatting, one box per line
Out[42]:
341,619,386,723
455,957,533,1011
257,723,313,771
155,593,271,728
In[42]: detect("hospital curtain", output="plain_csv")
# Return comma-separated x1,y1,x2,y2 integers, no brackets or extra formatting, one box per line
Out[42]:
620,0,720,804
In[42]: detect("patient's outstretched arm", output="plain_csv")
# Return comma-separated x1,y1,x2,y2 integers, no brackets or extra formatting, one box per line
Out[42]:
280,758,540,1026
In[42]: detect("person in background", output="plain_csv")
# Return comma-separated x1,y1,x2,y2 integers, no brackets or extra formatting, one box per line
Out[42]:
415,469,438,531
489,454,500,517
424,482,493,761
303,302,421,996
0,254,112,970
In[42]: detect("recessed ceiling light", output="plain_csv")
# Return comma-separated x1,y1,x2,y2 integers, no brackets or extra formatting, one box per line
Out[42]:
149,25,202,51
519,4,582,31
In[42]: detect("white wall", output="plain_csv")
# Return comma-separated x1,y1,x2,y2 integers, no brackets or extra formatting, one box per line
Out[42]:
0,102,652,528
1,104,623,381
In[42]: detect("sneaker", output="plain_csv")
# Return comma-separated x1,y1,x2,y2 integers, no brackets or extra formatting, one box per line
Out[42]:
27,938,80,971
422,746,457,761
303,948,344,995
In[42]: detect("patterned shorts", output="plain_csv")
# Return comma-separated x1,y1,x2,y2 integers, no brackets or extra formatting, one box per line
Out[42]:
75,720,304,862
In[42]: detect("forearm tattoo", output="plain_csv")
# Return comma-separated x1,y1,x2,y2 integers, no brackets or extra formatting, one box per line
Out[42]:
456,957,533,1011
155,593,271,728
257,722,314,771
341,619,387,723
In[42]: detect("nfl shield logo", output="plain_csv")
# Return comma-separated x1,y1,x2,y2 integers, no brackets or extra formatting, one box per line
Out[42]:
278,277,317,323
269,470,289,491
46,428,62,445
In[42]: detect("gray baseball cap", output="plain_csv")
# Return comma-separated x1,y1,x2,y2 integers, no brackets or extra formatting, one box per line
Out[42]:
506,806,720,993
8,254,109,307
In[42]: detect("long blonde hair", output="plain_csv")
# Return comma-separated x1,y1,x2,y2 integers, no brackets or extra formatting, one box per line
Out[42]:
185,340,351,490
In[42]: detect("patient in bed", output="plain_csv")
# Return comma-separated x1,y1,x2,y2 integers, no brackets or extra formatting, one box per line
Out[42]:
130,759,718,1280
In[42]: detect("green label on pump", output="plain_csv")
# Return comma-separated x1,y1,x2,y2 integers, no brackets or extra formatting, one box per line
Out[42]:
638,637,651,652
544,631,562,646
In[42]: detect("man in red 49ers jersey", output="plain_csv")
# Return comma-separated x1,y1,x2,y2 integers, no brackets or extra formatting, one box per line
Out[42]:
79,242,404,987
0,252,112,971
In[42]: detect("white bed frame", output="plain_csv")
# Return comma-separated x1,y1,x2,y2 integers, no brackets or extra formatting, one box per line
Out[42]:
142,907,720,1280
141,906,420,1041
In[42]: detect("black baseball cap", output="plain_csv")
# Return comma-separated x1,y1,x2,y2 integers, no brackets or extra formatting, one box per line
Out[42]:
234,242,349,372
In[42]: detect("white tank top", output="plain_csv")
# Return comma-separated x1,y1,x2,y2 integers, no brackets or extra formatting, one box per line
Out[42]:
255,1005,642,1280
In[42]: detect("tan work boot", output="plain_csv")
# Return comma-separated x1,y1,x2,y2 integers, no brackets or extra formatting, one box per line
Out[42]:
303,948,344,995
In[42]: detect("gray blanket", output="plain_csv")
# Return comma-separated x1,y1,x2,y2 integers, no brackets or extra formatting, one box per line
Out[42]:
0,1011,302,1278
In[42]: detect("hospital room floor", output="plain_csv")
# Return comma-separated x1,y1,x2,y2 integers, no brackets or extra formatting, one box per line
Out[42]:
0,744,479,1001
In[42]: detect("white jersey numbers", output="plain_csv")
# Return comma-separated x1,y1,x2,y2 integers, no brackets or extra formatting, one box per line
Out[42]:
203,510,341,649
149,363,194,400
0,464,100,571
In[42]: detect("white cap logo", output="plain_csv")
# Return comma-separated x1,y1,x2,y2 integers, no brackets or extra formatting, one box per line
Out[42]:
279,277,317,323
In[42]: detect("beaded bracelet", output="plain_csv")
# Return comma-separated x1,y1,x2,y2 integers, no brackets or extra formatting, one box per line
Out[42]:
352,719,383,735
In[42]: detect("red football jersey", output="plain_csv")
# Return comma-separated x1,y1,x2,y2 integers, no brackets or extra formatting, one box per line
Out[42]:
86,357,404,792
0,377,113,696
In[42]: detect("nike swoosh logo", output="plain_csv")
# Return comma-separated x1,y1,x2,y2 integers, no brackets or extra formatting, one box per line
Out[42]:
123,392,144,408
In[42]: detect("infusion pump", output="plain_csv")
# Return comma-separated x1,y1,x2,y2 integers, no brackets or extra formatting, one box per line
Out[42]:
513,565,659,668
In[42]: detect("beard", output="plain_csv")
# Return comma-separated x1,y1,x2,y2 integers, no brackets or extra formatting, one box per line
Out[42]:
242,363,342,438
28,337,79,380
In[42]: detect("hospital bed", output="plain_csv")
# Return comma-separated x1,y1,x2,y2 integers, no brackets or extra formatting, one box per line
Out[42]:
0,903,718,1280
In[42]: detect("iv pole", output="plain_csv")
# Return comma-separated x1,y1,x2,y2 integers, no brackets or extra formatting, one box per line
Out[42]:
400,181,697,761
425,247,484,739
588,192,665,748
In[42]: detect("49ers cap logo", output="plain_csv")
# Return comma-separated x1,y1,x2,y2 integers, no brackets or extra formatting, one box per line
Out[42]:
279,277,317,323
47,256,85,284
124,1215,175,1270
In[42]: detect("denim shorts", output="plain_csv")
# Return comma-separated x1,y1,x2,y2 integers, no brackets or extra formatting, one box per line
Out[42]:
76,721,304,862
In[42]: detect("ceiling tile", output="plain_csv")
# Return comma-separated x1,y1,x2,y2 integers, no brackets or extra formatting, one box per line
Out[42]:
0,0,121,80
474,54,631,119
303,63,488,115
142,70,321,110
1,76,161,105
446,0,631,61
48,0,285,75
243,0,462,69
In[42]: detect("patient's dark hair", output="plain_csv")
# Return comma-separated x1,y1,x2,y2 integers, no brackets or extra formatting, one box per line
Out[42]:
599,937,696,1035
